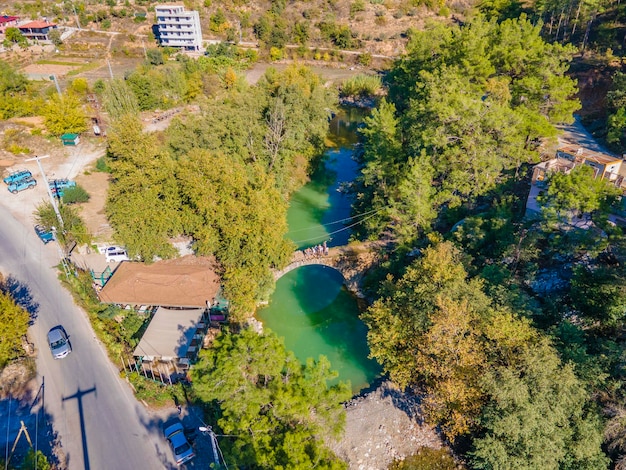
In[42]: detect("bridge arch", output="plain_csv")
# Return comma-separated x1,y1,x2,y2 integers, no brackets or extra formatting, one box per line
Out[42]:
273,257,346,281
272,241,387,299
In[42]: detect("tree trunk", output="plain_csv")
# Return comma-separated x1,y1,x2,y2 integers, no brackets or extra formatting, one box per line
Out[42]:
581,11,597,53
571,0,582,39
555,9,565,41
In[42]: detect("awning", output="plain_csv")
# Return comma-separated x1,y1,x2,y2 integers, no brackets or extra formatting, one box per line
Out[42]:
133,306,205,360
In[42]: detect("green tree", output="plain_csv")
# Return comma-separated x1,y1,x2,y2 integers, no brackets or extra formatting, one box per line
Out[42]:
537,165,622,222
105,115,181,261
0,280,30,369
470,340,608,470
357,15,580,235
35,201,90,250
48,28,62,46
191,328,350,468
571,264,626,331
5,27,27,47
362,242,489,391
125,70,160,110
209,8,227,32
0,61,28,94
177,149,293,318
257,65,337,192
353,99,435,242
70,77,89,96
146,48,164,66
42,92,87,136
415,297,488,439
19,449,51,470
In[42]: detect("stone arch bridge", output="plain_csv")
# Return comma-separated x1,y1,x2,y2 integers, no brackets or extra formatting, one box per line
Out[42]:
273,240,390,298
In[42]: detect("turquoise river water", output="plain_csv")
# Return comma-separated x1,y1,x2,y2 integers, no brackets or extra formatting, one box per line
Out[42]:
257,108,381,393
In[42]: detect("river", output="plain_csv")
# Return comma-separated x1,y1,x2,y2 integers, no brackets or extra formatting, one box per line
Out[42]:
257,107,381,393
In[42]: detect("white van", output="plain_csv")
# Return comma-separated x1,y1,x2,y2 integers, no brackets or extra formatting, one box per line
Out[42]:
105,246,130,263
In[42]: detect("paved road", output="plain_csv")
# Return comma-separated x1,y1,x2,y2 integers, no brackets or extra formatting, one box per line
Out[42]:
0,207,174,470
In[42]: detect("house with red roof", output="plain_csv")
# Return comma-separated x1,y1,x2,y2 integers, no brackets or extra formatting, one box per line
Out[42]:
0,15,19,34
18,20,57,41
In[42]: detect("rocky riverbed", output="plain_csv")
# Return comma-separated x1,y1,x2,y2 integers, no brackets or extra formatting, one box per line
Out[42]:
329,381,444,470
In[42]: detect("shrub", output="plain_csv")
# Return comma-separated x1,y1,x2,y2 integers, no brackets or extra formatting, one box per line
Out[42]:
358,51,372,66
62,185,91,204
270,46,283,61
389,447,457,470
6,143,30,154
340,73,382,97
350,0,366,17
95,156,111,173
125,372,189,407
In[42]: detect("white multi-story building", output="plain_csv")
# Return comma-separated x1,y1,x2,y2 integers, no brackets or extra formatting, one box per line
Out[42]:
155,4,202,51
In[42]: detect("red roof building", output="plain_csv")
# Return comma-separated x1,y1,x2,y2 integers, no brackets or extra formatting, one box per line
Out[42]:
18,20,57,41
0,15,19,33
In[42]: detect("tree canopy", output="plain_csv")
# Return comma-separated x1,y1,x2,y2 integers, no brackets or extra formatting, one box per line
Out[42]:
353,15,579,242
105,64,335,317
191,328,350,468
0,277,30,369
42,92,88,136
471,340,608,470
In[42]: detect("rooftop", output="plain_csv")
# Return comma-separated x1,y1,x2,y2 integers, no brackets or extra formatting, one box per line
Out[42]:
0,16,19,24
98,255,220,308
557,144,623,166
19,21,56,29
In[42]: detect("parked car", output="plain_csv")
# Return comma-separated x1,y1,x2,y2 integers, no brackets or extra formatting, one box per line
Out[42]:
49,179,76,190
34,225,54,244
3,169,32,185
50,186,64,199
105,246,130,263
7,177,37,194
163,419,195,466
47,326,71,359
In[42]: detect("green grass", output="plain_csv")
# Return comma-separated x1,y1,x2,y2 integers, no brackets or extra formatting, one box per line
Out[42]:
35,60,83,66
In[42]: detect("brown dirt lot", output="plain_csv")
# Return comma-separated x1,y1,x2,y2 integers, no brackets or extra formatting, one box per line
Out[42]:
75,171,112,241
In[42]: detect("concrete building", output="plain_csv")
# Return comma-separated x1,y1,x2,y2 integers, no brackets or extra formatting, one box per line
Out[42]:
155,4,202,51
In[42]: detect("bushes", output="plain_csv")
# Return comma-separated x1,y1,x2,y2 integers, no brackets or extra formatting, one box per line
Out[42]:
62,185,91,204
125,372,189,407
340,74,382,98
389,447,457,470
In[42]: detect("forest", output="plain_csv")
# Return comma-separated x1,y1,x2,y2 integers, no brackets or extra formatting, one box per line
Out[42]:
2,0,626,467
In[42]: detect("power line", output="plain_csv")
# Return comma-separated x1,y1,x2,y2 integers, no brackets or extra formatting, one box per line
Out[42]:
291,208,385,244
286,207,382,234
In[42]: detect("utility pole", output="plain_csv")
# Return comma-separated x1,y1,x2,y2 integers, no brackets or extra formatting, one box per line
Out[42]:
7,421,33,468
25,155,63,229
49,75,62,96
106,59,114,79
72,4,81,30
